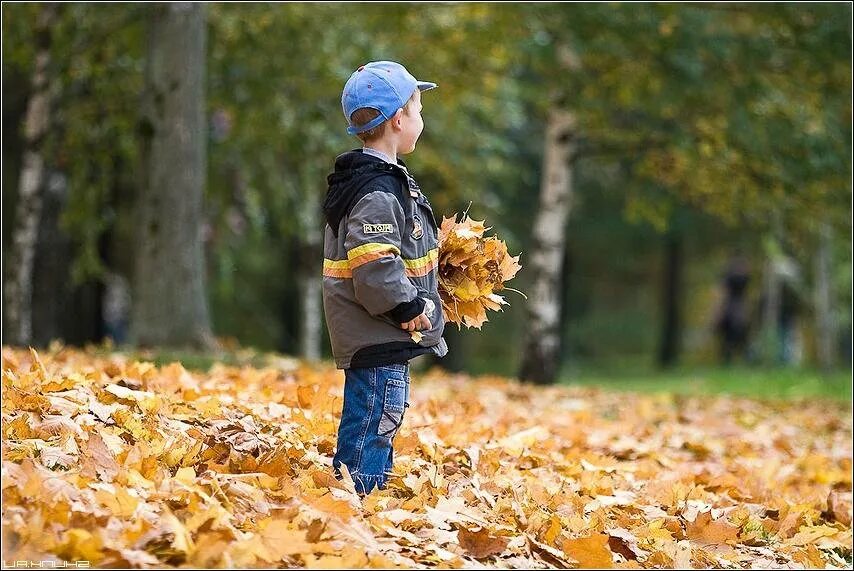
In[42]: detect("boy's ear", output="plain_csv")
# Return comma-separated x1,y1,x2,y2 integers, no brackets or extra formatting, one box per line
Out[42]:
391,108,404,129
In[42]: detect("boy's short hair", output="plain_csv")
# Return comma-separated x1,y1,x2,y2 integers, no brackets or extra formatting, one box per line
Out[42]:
349,91,418,143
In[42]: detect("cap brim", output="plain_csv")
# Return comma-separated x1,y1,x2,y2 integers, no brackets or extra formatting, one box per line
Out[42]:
417,81,437,91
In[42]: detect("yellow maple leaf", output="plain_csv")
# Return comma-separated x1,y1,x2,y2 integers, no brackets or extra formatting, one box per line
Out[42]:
562,533,615,568
251,519,314,562
55,528,104,563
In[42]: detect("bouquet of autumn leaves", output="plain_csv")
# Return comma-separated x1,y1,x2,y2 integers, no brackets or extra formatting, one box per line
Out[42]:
436,211,523,329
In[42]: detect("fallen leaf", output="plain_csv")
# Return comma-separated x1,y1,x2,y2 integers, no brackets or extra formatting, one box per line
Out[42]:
563,533,615,568
685,510,740,545
457,526,509,559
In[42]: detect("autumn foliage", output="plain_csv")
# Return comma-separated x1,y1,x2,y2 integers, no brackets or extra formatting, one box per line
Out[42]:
437,213,522,329
1,345,852,568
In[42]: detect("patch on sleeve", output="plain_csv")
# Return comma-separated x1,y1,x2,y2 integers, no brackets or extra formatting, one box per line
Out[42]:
363,223,394,234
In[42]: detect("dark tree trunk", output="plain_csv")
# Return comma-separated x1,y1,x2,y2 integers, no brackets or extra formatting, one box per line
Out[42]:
131,3,215,349
658,230,682,368
31,170,75,347
279,237,302,354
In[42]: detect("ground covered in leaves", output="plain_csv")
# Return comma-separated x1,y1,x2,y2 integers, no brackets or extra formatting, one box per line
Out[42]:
2,345,852,569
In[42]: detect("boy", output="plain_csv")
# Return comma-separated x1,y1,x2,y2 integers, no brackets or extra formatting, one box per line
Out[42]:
321,61,447,495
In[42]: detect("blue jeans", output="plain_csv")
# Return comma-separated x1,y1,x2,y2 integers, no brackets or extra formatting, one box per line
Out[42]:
332,363,410,495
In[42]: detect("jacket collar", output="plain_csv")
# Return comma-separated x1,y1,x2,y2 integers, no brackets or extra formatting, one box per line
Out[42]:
323,150,409,236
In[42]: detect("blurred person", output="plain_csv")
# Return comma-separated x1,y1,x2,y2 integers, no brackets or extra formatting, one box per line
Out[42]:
777,258,804,365
102,271,131,345
321,61,447,495
754,253,806,365
715,255,752,365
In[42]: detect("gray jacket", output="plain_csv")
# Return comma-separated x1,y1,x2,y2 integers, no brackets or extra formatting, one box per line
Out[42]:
321,149,448,369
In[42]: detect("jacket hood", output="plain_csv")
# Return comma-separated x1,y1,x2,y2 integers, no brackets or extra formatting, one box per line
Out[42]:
323,149,408,236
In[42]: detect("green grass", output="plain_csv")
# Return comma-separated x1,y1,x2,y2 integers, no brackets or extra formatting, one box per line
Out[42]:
87,342,852,403
560,364,852,402
91,344,272,372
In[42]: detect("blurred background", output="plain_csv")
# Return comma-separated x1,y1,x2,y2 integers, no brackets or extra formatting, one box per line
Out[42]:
2,3,851,396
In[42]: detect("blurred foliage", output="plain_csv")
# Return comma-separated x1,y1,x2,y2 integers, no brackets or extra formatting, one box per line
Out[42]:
1,3,850,373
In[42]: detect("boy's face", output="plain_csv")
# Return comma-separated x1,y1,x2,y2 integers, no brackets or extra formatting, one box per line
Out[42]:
397,89,423,155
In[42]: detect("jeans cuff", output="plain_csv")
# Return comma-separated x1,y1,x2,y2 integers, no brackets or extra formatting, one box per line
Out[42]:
351,472,387,496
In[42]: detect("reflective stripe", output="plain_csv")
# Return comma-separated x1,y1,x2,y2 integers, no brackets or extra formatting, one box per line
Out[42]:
347,242,401,260
323,258,352,278
403,248,439,277
323,246,438,279
349,250,394,269
323,267,353,278
347,242,401,270
324,259,350,269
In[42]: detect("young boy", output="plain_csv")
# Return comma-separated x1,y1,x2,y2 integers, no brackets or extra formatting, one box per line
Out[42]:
321,61,447,495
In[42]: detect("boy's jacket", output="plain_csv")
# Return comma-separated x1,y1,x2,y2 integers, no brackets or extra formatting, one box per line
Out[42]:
321,149,448,369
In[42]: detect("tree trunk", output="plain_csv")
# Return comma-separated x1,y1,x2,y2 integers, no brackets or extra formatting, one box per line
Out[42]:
557,243,573,361
131,3,215,349
518,108,576,385
295,165,322,361
31,170,73,347
658,229,682,368
3,4,59,346
298,270,322,360
759,214,783,364
814,221,834,370
298,228,322,361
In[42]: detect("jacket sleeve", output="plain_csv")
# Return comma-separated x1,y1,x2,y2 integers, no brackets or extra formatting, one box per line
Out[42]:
344,190,425,321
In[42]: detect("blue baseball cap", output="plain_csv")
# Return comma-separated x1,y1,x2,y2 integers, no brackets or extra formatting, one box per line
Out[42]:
341,61,437,135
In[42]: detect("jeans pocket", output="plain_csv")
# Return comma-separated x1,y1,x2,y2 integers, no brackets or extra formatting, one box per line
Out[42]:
377,377,408,439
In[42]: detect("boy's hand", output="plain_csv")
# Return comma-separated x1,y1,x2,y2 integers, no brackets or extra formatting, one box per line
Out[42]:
401,312,431,332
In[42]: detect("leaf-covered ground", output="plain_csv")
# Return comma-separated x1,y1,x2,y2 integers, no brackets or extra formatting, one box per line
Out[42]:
2,346,851,569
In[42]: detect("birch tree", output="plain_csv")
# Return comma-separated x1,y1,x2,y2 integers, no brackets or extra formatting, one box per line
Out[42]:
3,4,59,346
518,109,577,384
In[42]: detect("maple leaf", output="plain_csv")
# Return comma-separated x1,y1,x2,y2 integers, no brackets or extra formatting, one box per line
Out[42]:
457,526,510,559
38,442,77,470
685,510,740,545
825,489,852,527
251,519,314,562
788,524,847,547
94,484,139,517
55,528,105,563
606,527,649,561
437,212,523,329
85,433,120,481
562,533,615,568
792,543,828,568
104,383,161,415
